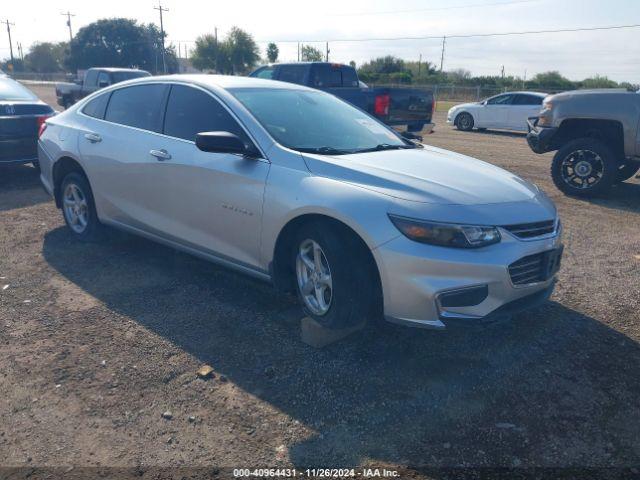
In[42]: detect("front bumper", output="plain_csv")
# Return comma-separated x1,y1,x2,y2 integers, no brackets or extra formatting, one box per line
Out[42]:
375,228,563,329
526,117,558,154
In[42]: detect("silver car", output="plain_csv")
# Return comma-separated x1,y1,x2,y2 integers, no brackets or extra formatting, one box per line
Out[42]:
38,75,563,330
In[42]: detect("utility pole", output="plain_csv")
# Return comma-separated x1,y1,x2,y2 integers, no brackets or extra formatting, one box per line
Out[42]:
501,65,505,79
418,53,422,76
326,41,329,62
439,36,446,72
297,42,300,62
61,11,75,43
3,19,15,64
18,42,23,61
153,1,168,73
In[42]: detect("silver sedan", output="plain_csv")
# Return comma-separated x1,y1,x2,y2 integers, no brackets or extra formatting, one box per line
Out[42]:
38,75,563,330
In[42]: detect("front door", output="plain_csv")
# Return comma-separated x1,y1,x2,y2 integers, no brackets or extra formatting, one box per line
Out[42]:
142,84,270,269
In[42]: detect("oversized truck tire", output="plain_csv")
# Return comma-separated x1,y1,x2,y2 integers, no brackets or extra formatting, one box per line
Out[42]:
551,138,618,197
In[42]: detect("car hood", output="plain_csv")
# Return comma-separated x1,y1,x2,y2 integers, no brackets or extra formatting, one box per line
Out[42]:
449,102,477,112
301,145,540,206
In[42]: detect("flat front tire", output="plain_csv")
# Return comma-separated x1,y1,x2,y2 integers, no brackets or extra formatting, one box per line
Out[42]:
291,223,375,330
551,138,618,197
60,172,102,241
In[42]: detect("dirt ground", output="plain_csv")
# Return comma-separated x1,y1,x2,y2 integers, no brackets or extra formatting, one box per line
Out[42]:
1,85,639,479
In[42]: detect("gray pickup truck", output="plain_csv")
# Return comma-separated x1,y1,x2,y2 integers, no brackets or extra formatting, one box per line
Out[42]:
527,89,640,196
55,67,150,109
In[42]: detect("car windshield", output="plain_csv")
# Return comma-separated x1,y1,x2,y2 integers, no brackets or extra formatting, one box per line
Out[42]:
0,78,38,101
229,88,414,154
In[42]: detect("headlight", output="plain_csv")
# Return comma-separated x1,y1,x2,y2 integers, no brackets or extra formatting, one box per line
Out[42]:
389,215,501,248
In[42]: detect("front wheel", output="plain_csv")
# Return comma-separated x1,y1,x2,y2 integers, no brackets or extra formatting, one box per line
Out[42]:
455,112,474,131
292,223,375,330
60,172,102,241
551,138,618,197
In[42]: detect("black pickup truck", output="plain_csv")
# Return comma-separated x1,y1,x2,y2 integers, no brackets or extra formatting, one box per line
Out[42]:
250,62,434,137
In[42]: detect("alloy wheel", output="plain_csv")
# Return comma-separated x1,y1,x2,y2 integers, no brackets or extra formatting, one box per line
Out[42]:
561,149,604,190
295,239,333,316
63,182,89,234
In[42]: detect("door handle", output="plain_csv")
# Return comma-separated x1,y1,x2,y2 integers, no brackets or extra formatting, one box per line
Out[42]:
150,149,172,161
84,132,102,143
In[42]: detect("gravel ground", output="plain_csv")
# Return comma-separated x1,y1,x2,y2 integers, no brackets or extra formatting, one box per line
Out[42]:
0,85,639,479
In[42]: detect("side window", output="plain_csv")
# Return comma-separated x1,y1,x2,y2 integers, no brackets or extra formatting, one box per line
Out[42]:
84,70,98,87
163,85,252,146
82,92,111,119
277,65,307,85
97,71,110,87
104,84,167,132
254,67,275,79
513,94,543,106
311,65,342,87
342,67,358,87
487,94,514,105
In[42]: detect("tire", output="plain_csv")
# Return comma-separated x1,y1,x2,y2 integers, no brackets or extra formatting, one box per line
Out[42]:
291,222,375,330
60,172,102,241
616,162,640,183
455,112,474,131
551,138,618,197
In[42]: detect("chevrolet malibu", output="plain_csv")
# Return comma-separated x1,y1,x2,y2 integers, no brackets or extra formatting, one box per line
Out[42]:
38,75,563,330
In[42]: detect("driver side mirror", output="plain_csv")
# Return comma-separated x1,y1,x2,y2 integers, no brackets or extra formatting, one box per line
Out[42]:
196,131,248,155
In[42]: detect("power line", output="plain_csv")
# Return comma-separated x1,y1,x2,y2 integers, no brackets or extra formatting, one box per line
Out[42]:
2,19,15,64
153,1,169,73
333,0,539,17
61,11,75,43
262,22,640,44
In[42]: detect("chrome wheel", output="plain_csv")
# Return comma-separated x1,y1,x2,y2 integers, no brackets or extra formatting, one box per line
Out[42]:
63,182,89,234
457,113,473,131
561,149,604,190
295,239,333,316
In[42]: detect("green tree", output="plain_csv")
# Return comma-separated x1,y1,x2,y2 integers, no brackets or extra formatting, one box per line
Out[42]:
528,71,574,90
225,27,260,73
266,42,279,63
301,45,323,62
24,42,67,72
579,75,618,89
191,34,225,72
66,18,177,74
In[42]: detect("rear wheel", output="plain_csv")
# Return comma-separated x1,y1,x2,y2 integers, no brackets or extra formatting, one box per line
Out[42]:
292,222,375,329
616,162,640,183
60,172,102,241
551,138,618,197
455,112,474,131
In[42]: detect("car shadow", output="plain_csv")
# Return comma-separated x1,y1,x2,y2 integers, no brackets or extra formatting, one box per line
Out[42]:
474,129,527,138
42,226,640,469
0,163,51,211
565,181,640,215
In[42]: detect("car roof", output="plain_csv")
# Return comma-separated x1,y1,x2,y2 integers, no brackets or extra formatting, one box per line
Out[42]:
120,74,316,92
501,91,547,97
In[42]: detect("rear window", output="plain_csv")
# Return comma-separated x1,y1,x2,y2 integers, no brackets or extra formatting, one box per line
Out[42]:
111,71,151,83
82,92,111,119
277,65,307,85
253,67,275,79
311,65,342,88
105,84,167,132
0,78,38,101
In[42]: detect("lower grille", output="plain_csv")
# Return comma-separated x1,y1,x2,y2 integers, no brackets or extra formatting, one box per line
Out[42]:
503,220,556,239
509,248,562,286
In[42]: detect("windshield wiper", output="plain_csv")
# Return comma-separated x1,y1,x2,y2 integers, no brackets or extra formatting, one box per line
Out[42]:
295,146,351,155
353,143,416,153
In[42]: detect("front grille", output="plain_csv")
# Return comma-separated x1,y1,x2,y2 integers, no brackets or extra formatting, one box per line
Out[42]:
508,249,562,286
503,220,556,239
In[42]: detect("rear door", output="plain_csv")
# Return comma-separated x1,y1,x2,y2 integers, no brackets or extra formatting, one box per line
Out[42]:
78,83,170,229
143,84,270,268
477,94,514,128
509,94,544,131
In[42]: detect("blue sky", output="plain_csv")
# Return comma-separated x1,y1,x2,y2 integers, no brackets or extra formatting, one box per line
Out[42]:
2,0,639,82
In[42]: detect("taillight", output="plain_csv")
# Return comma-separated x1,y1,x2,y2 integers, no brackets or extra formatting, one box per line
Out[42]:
374,94,390,116
37,116,49,138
